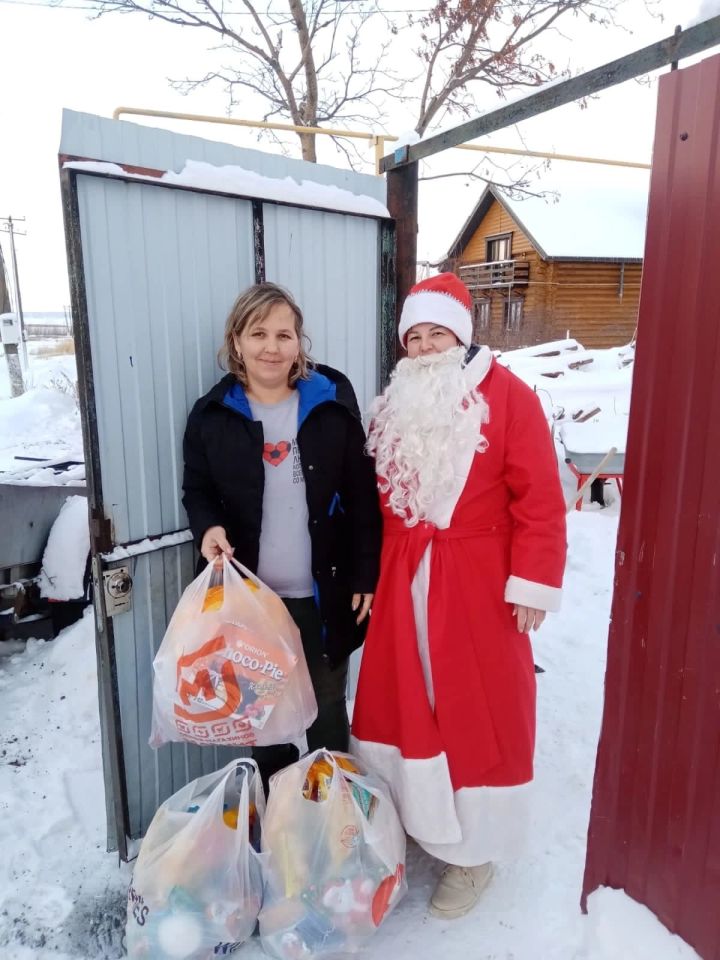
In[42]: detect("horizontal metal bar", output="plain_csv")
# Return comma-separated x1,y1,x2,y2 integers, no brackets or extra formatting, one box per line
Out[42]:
100,529,194,563
381,16,720,172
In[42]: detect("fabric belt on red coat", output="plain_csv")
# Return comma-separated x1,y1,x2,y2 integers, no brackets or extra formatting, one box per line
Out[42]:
382,514,512,587
384,514,511,542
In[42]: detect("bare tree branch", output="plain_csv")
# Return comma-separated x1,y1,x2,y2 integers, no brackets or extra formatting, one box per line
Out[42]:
66,0,401,162
419,168,555,201
56,0,645,173
411,0,629,136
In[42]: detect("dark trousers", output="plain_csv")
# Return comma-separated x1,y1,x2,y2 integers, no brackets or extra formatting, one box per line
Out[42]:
252,596,349,791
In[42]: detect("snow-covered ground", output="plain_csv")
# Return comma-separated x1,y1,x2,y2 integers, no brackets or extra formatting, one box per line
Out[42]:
0,342,84,482
498,339,633,421
497,339,633,493
498,339,633,455
0,500,700,960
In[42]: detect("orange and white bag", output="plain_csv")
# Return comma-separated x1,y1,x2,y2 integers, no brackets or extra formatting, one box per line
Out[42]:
150,555,317,748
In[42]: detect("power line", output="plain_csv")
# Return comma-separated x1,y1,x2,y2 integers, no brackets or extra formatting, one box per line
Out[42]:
0,0,90,6
0,0,435,10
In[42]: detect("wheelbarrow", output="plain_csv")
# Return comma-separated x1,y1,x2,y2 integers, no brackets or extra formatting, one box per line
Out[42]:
563,446,625,511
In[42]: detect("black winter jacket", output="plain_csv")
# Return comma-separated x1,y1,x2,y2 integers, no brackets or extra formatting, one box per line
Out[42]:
182,366,382,666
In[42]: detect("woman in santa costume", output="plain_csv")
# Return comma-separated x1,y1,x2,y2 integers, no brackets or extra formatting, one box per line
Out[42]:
350,273,566,919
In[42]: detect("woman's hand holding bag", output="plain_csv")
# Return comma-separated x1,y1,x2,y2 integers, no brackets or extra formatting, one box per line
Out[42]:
150,555,317,749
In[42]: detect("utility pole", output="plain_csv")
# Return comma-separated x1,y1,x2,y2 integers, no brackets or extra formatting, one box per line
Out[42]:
0,216,28,369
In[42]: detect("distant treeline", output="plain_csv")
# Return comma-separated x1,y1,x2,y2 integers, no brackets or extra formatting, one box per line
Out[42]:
25,324,73,339
25,311,72,324
23,312,73,338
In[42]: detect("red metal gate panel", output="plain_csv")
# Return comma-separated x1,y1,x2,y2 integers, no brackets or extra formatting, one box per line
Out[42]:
582,53,720,959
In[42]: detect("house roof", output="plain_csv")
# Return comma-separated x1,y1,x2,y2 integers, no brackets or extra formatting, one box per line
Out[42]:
445,172,650,263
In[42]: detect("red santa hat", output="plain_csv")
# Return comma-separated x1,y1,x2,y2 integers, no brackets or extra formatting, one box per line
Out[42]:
397,272,473,348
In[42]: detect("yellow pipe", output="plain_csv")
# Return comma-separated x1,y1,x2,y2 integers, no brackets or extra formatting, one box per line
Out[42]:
112,106,651,173
112,106,376,141
456,142,650,169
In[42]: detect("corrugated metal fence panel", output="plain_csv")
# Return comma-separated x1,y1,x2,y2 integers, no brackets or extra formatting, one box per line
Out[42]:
60,109,386,207
112,541,240,838
68,111,387,844
77,175,255,544
263,204,379,413
77,174,256,839
582,54,720,960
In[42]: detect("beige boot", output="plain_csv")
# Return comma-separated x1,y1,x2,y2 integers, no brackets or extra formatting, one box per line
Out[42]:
429,862,493,919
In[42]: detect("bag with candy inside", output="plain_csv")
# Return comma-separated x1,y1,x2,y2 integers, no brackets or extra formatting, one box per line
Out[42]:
126,758,265,960
259,750,407,958
150,554,317,748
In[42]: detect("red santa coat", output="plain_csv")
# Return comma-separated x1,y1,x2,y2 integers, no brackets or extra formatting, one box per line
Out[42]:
350,350,566,865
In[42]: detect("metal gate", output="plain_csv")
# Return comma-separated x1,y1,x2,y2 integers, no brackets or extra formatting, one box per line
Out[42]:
582,54,720,958
60,110,393,858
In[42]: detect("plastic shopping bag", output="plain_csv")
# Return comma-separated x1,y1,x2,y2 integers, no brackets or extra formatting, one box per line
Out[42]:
259,750,407,958
125,758,265,959
150,555,317,748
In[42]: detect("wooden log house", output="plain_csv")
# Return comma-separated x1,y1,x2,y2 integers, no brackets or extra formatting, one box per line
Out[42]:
441,177,649,350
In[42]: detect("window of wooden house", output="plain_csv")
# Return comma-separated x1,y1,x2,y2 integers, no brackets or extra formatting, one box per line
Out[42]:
504,297,524,332
486,233,512,262
472,298,491,334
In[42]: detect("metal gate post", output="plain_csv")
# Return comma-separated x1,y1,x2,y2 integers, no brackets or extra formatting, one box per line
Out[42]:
378,220,397,390
386,158,419,359
60,167,132,859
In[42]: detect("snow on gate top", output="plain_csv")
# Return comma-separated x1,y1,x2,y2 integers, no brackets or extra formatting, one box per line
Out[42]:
63,159,390,219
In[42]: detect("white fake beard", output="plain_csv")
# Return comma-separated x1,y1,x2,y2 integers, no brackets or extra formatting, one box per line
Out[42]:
367,346,489,526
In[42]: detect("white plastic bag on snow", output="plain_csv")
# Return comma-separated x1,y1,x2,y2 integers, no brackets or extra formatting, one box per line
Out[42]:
260,750,407,958
126,758,265,959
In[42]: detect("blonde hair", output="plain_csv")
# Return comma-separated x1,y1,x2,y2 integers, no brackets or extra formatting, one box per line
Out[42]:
219,282,312,386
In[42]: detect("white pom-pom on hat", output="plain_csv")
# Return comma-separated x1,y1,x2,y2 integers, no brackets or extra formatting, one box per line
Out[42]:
398,272,473,348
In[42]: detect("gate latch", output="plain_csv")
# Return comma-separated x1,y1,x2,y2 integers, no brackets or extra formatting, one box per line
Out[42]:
103,565,133,616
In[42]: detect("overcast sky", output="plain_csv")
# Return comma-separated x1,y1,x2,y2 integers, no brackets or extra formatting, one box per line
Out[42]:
0,0,709,310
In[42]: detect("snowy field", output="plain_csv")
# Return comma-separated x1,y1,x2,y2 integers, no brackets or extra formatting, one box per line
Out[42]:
0,339,701,959
0,341,84,483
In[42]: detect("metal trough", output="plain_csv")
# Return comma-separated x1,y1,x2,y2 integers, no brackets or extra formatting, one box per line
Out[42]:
562,446,626,475
0,483,87,572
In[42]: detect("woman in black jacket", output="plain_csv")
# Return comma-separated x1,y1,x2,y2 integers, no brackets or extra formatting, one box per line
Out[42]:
182,282,381,784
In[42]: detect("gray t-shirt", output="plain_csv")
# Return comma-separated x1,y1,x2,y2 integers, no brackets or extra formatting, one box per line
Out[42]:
248,391,314,598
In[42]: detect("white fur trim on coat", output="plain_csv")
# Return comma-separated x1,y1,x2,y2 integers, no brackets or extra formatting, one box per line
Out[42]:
349,737,463,844
462,345,493,389
349,736,533,865
505,575,562,612
415,783,533,866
